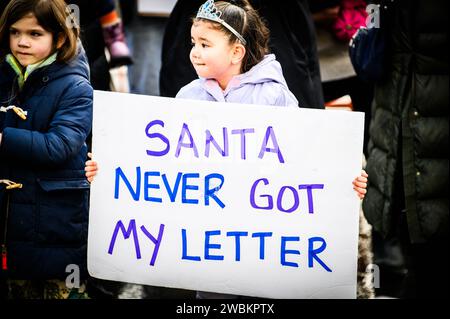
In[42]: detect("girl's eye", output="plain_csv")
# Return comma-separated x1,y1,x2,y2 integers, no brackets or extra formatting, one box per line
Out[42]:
9,30,19,36
201,43,208,48
31,32,42,37
190,42,195,47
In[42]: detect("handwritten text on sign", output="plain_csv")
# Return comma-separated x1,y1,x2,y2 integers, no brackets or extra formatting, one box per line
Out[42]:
88,91,364,298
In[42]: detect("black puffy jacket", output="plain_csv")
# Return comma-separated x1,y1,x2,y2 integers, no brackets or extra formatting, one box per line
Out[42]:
363,0,449,243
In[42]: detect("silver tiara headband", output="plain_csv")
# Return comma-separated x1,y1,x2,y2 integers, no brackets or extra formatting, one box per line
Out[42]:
196,0,247,45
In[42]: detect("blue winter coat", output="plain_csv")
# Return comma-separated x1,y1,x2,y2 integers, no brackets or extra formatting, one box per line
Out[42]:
0,47,93,280
176,54,299,107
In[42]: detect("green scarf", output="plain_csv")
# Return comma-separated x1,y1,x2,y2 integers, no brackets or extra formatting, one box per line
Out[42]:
6,52,57,89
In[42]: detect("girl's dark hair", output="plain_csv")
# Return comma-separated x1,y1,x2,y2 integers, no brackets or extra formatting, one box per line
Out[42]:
196,0,270,73
0,0,80,63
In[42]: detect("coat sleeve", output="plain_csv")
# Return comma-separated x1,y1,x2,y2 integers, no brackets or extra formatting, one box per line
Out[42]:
0,80,93,165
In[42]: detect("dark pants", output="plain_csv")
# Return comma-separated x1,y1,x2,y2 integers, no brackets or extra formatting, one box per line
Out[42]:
372,169,450,299
395,214,449,299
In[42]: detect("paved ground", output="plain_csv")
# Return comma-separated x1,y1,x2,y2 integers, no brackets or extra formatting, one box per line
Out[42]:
117,283,196,299
118,284,144,299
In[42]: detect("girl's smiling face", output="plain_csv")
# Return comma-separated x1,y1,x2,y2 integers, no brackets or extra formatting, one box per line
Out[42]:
9,13,54,67
190,20,243,90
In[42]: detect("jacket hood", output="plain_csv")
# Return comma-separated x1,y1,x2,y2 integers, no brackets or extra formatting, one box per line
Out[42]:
232,54,290,90
45,43,90,82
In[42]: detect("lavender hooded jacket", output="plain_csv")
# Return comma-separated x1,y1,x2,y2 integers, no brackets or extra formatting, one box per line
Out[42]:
176,54,298,107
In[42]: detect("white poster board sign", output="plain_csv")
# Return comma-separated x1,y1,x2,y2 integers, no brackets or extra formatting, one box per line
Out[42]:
88,90,364,299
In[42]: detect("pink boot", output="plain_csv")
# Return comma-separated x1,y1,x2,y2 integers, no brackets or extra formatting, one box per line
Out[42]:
102,20,133,68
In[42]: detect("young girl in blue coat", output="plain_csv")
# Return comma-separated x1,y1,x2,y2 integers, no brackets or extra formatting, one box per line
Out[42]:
0,0,93,298
85,0,368,299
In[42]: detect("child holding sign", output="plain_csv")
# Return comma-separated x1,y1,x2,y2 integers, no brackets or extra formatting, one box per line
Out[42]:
85,0,368,298
0,0,92,298
180,0,368,299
